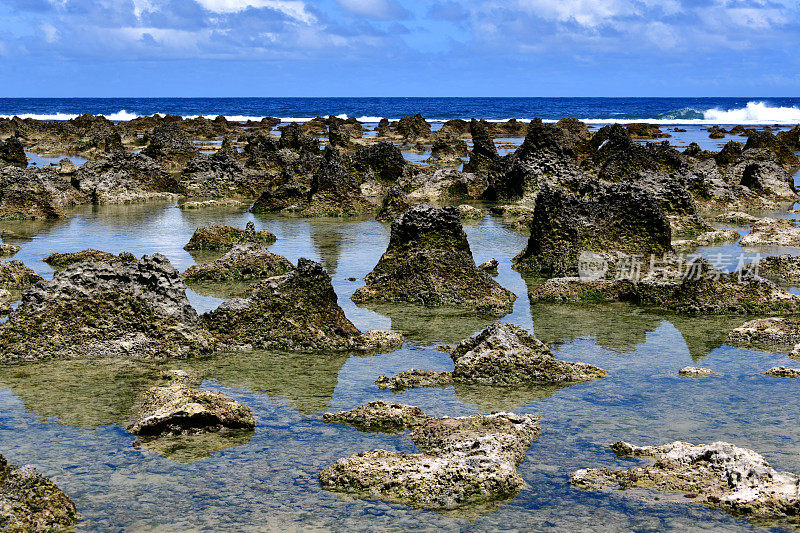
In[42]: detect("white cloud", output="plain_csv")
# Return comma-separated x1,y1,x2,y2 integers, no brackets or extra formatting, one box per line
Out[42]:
194,0,316,23
516,0,631,27
337,0,407,19
41,22,60,42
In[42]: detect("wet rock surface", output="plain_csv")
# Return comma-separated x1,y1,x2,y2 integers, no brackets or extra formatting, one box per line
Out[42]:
128,370,256,437
43,249,136,268
0,166,86,219
202,258,402,352
0,254,214,361
0,243,20,257
0,452,80,532
571,440,800,524
727,317,800,353
72,151,180,204
0,136,27,168
0,260,43,290
184,222,276,252
322,401,428,433
352,205,516,316
678,366,713,377
377,323,606,391
513,182,672,277
764,367,800,378
320,406,540,512
743,254,800,284
740,218,800,246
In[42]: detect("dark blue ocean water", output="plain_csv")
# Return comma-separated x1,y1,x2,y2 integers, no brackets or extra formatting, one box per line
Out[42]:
2,97,800,124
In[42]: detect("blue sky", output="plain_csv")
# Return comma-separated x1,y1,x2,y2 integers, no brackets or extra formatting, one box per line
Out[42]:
0,0,797,96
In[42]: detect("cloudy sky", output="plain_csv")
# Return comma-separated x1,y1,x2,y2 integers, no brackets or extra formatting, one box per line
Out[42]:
0,0,797,96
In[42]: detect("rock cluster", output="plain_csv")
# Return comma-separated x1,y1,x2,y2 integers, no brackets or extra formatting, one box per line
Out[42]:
184,222,276,252
0,452,80,531
0,254,214,361
572,440,800,523
0,260,43,290
377,323,606,391
201,258,402,352
0,166,86,219
320,402,540,512
352,205,516,317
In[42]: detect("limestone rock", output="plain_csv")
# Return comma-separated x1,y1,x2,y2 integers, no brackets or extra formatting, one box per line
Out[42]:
184,222,276,252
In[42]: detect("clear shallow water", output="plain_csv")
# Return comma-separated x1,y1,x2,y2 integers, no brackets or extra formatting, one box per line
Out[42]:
1,204,800,531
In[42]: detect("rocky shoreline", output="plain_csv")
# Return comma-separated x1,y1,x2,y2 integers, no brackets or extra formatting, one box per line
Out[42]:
2,112,800,528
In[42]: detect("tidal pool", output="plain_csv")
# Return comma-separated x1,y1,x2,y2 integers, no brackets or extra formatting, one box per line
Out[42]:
1,202,799,531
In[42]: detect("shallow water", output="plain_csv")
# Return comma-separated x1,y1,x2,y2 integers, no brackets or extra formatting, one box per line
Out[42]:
4,141,800,529
1,202,800,531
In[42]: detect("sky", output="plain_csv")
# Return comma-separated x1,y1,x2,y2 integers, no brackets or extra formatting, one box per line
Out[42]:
0,0,798,96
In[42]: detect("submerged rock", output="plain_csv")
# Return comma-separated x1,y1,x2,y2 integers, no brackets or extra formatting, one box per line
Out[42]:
128,370,256,437
377,323,606,391
513,183,672,277
0,254,215,361
678,366,713,377
764,367,800,378
184,222,276,252
0,452,80,532
43,249,136,268
740,218,800,247
727,317,800,353
322,401,428,433
352,205,516,317
0,243,20,257
183,226,293,282
320,409,540,512
201,258,402,352
0,260,43,290
572,440,800,524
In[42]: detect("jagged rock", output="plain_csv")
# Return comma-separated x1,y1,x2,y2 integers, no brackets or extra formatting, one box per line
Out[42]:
43,249,136,268
0,260,43,290
478,258,499,276
72,151,180,204
375,369,455,392
483,121,586,201
743,131,799,171
378,323,605,390
531,258,800,315
589,125,685,181
376,118,391,137
513,182,671,277
727,317,800,353
184,222,276,252
48,158,78,175
327,116,351,148
740,218,800,246
0,254,215,361
672,229,739,249
0,452,79,532
0,244,20,257
572,440,800,523
556,118,591,141
278,122,320,153
0,136,27,168
708,126,727,139
0,166,86,219
463,119,499,174
351,142,407,182
376,185,412,222
201,258,402,352
714,211,760,225
439,119,470,136
742,254,800,284
352,205,517,316
141,124,199,168
319,410,540,512
179,147,264,198
765,367,800,378
678,366,713,377
322,401,427,433
457,204,487,220
449,323,606,385
404,168,489,201
396,114,431,140
183,229,293,282
128,370,256,437
429,138,468,165
626,123,669,139
778,125,800,150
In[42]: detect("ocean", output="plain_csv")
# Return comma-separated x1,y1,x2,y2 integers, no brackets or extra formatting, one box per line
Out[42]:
2,97,800,124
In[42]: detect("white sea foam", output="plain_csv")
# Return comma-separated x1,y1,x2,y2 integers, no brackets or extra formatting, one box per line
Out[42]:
1,101,798,126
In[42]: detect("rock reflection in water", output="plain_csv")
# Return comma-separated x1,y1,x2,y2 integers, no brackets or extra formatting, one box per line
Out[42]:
136,429,255,463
